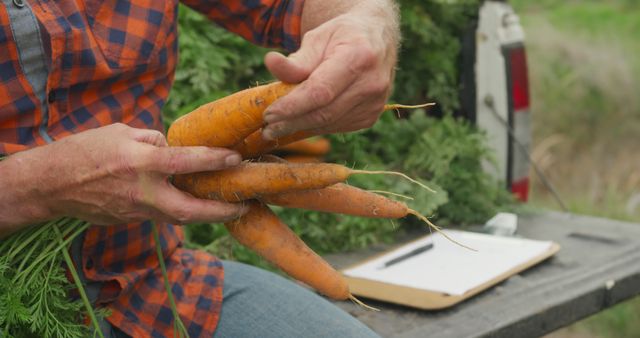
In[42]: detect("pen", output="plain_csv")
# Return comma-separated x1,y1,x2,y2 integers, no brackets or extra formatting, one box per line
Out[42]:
378,242,434,269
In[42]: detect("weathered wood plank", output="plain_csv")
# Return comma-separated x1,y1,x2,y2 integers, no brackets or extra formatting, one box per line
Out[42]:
326,211,640,338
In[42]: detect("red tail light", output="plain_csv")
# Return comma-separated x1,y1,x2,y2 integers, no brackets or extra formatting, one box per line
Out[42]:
509,48,530,111
505,45,531,202
511,177,529,202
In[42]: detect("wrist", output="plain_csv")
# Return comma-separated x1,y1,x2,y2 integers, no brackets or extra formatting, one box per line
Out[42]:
0,150,56,236
302,0,399,38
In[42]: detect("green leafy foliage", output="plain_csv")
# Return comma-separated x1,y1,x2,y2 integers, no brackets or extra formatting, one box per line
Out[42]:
394,0,480,111
0,219,103,338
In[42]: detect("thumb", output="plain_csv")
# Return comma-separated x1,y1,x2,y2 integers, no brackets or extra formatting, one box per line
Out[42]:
265,51,310,83
132,128,168,147
265,39,325,83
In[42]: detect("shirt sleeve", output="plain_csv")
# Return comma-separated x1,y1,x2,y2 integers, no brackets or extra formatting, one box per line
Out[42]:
181,0,305,52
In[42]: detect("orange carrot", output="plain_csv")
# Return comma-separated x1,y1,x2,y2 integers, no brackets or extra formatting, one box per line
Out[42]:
233,130,313,159
261,183,476,251
167,82,296,147
261,183,408,218
167,77,433,150
233,102,435,159
173,162,434,202
277,137,331,156
225,201,351,300
173,162,351,202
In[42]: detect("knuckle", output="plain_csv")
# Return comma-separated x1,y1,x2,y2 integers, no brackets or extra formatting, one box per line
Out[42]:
354,45,378,69
111,122,129,132
162,151,186,174
170,206,193,224
368,80,390,96
312,111,333,126
111,151,138,176
127,188,144,205
149,130,165,142
344,43,378,75
308,83,336,106
303,29,319,42
218,204,244,221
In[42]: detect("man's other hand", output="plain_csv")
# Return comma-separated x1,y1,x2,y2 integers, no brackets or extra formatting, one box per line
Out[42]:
262,1,399,140
0,123,246,234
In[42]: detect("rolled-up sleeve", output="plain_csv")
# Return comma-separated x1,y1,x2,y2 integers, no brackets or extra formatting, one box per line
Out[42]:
181,0,305,51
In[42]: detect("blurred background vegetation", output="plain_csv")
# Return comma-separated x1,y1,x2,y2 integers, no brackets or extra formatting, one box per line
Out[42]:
509,1,640,337
166,0,639,336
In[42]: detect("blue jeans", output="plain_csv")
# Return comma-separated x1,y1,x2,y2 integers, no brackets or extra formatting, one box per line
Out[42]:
212,260,381,338
106,260,381,337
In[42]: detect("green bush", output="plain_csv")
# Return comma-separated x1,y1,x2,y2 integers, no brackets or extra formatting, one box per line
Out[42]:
169,1,514,265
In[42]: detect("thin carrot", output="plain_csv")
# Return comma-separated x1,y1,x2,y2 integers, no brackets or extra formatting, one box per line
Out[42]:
173,162,434,202
277,137,331,156
233,103,435,159
167,82,296,147
225,201,350,300
261,183,475,251
280,155,324,163
234,130,313,159
257,153,323,164
261,183,407,219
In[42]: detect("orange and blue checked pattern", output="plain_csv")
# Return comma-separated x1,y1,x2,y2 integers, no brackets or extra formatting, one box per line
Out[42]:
0,0,303,336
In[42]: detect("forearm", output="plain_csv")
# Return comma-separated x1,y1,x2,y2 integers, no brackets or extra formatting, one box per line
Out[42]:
300,0,400,45
0,151,53,237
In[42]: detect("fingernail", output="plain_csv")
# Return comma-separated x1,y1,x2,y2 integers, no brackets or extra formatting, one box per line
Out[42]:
264,112,278,124
262,128,277,141
239,203,250,215
225,154,242,166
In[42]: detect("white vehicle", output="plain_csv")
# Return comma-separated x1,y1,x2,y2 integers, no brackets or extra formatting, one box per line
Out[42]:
459,0,531,201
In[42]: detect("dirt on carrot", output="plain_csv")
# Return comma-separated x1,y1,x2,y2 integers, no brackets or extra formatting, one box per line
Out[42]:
167,81,295,148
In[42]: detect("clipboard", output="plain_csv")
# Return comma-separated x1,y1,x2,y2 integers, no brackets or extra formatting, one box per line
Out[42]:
341,230,560,310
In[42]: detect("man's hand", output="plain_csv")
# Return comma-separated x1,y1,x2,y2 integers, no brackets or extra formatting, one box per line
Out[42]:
0,123,246,236
262,0,399,140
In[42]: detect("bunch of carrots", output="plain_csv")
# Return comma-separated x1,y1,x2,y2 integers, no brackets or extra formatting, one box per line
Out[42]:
168,81,449,307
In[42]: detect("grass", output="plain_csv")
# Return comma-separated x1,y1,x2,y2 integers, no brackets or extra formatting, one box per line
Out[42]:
510,0,640,337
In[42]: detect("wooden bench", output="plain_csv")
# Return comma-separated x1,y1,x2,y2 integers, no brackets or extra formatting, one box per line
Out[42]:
326,211,640,338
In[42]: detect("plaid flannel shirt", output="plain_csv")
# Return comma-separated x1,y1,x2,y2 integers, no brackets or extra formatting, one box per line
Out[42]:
0,0,303,336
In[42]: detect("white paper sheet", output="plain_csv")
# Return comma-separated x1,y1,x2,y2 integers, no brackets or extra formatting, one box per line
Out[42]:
343,230,553,296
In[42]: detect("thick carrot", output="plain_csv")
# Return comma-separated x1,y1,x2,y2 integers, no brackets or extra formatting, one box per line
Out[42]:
167,82,296,147
233,102,435,159
173,162,351,202
277,137,331,156
224,201,350,300
173,162,433,202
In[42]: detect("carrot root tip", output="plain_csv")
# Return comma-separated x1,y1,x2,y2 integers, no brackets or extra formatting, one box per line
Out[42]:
349,294,380,312
367,189,414,201
407,209,477,252
383,103,436,110
352,170,436,193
